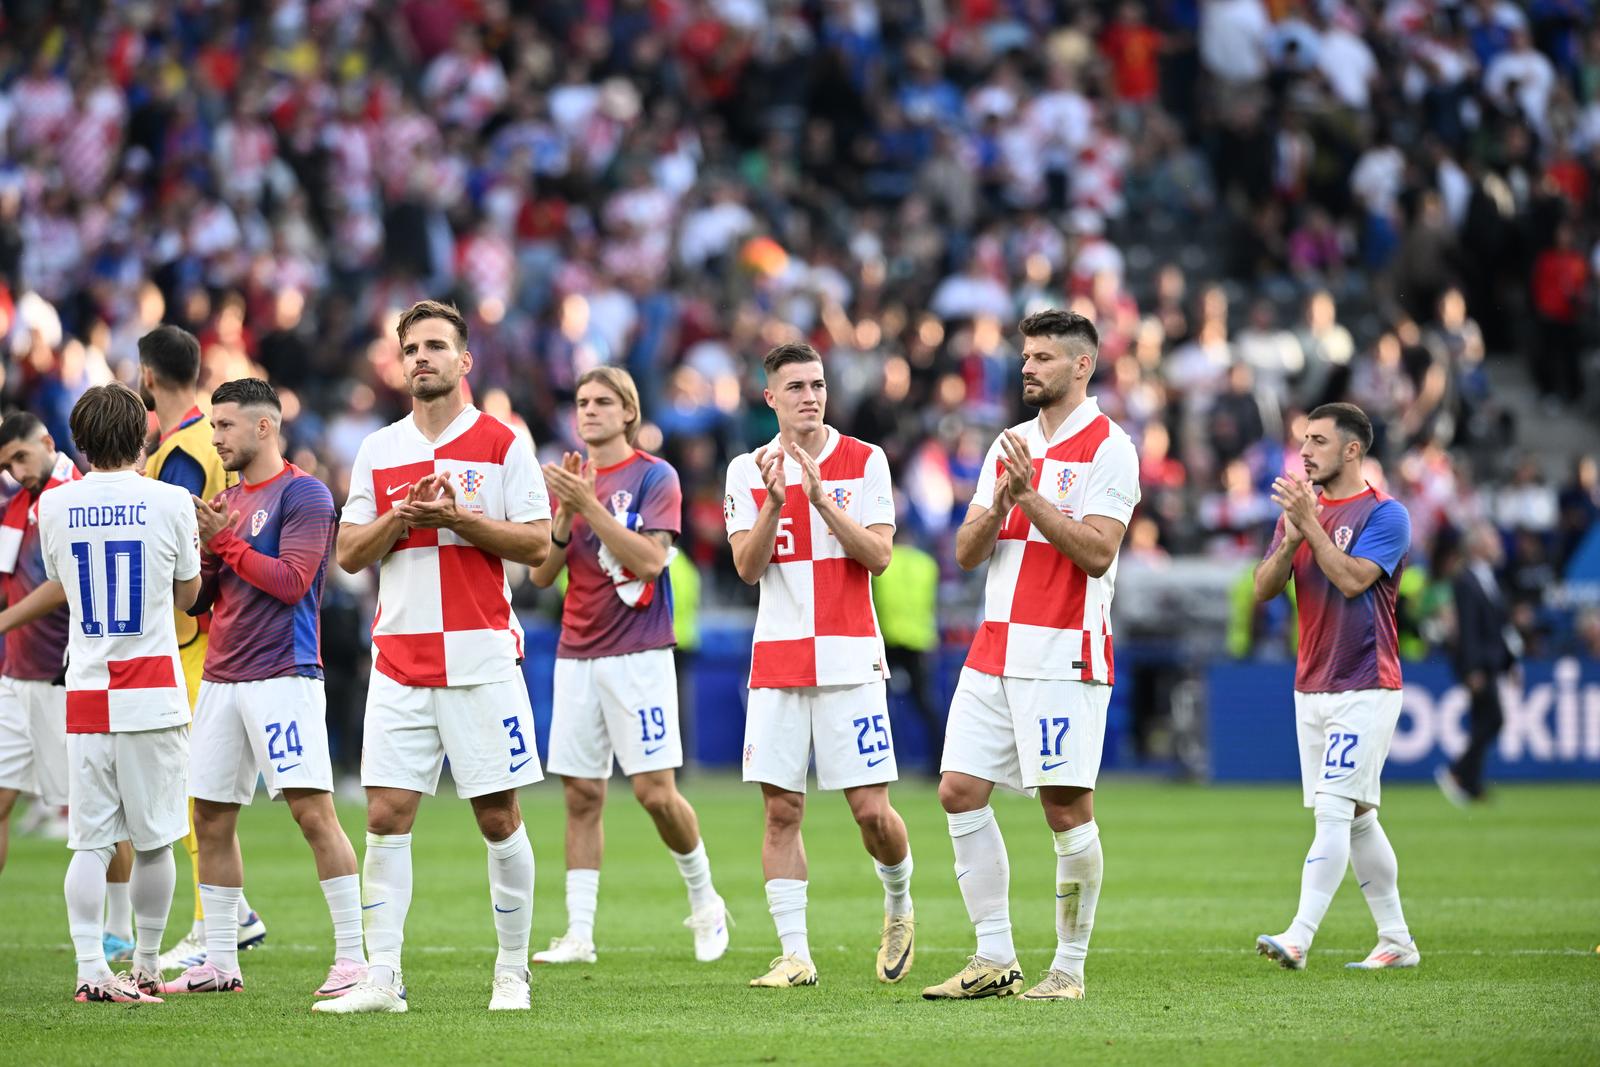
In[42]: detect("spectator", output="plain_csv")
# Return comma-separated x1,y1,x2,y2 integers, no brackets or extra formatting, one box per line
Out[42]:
1438,523,1520,806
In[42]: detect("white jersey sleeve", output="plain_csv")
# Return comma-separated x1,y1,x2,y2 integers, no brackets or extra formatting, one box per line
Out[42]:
341,437,378,525
862,445,896,528
1080,431,1140,526
723,454,760,537
971,433,1005,512
173,490,201,582
499,431,551,523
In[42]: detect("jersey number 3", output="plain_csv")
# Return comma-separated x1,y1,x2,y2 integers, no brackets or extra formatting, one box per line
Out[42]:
69,540,145,638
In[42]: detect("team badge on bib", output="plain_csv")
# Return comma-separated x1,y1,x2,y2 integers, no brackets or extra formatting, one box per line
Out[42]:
250,509,269,537
460,469,483,502
610,489,633,518
1334,525,1353,551
829,487,851,509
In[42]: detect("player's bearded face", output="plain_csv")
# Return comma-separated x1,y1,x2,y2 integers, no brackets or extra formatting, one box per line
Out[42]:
1300,419,1345,486
1020,339,1074,408
0,440,49,491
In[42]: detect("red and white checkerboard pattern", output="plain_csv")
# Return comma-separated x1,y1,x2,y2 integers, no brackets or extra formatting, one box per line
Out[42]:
725,430,896,688
343,407,550,688
965,399,1140,684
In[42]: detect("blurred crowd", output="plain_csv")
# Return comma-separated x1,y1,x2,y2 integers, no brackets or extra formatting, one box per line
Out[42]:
2,0,1599,662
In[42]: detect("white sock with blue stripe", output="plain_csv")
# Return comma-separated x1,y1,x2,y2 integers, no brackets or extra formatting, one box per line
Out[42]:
1287,793,1354,948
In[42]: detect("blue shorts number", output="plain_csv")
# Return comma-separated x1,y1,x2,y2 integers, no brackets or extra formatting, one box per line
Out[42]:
1324,731,1358,770
853,715,890,755
503,716,527,758
265,721,303,761
1038,717,1071,757
636,707,667,742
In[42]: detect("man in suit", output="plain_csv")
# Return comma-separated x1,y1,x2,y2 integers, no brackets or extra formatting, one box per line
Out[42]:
1437,523,1520,804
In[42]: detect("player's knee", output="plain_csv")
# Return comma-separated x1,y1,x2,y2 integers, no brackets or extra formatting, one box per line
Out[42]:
564,778,606,820
632,781,677,820
192,800,234,838
937,776,981,814
762,792,804,834
365,799,410,836
474,806,522,842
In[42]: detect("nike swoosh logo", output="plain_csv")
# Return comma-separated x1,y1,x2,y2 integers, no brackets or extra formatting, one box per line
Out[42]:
784,971,806,984
508,758,533,773
1055,892,1076,899
494,905,520,914
188,979,214,991
1306,857,1327,865
956,869,970,881
866,755,889,767
1040,759,1069,771
960,975,1004,992
882,941,912,981
362,902,385,910
275,763,301,773
385,482,411,496
643,745,665,756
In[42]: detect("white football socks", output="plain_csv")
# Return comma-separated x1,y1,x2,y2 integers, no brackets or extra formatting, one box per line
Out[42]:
874,852,914,917
66,846,115,981
485,823,534,975
237,892,255,924
765,878,810,962
129,847,175,975
1287,793,1355,948
1049,821,1102,984
948,806,1015,965
1349,809,1411,944
104,880,133,941
362,832,413,986
199,883,243,974
670,841,719,911
565,868,600,942
319,874,366,964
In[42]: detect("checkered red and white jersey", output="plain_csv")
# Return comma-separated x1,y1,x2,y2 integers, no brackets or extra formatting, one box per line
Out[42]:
342,406,550,688
966,398,1140,684
38,472,201,734
724,428,896,688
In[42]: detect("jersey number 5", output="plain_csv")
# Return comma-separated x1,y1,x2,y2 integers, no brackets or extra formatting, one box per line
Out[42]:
775,516,795,558
69,540,145,638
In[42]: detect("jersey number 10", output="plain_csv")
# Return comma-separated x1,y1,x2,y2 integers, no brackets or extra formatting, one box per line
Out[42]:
69,540,145,638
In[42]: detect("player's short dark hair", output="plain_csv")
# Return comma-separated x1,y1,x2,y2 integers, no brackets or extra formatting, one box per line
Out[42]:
212,377,281,413
0,411,47,450
762,342,823,378
138,324,202,387
1018,308,1099,360
70,385,147,469
1307,402,1374,456
397,299,468,351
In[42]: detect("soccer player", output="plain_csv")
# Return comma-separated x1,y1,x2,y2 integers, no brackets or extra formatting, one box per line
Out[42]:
0,413,78,878
1252,402,1419,970
0,383,200,1003
160,379,366,999
724,342,915,989
315,300,551,1015
530,367,729,965
924,309,1139,1003
136,325,265,970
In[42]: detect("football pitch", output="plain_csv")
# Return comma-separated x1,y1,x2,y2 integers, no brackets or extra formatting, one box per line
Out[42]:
1,777,1595,1066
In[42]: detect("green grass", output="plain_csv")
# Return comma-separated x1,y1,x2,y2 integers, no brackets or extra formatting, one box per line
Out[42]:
1,778,1596,1065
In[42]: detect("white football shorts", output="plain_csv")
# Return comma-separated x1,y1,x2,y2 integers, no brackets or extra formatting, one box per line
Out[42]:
189,676,335,804
743,681,898,793
67,725,189,851
940,667,1110,794
547,648,682,779
361,670,543,798
1294,688,1402,809
0,676,69,805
